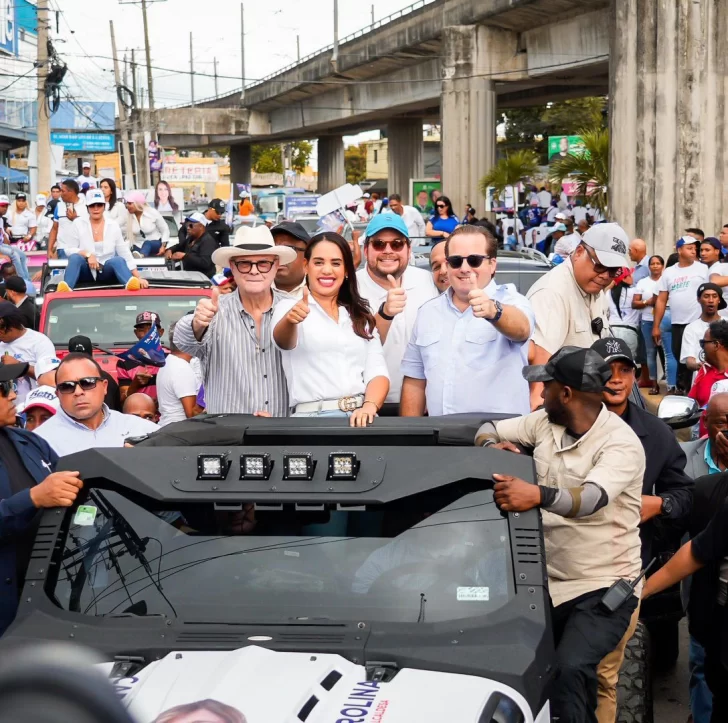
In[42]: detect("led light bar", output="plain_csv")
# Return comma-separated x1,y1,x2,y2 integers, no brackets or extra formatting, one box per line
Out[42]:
283,453,314,480
240,453,273,480
327,453,359,480
197,453,230,480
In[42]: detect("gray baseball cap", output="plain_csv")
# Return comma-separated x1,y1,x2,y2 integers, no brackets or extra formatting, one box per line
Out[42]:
522,346,617,395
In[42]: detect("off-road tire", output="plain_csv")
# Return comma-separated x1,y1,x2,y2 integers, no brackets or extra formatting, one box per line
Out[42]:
616,621,653,723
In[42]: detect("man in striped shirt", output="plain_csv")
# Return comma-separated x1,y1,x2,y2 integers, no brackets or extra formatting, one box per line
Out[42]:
174,226,297,416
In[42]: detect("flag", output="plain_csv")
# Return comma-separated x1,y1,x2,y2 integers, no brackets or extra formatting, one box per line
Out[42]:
116,325,167,367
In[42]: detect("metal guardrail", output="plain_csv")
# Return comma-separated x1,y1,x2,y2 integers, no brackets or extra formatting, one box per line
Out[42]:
164,0,438,109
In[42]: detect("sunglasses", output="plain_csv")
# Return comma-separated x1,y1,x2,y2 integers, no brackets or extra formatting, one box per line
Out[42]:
699,339,720,349
56,377,102,395
436,203,447,209
0,379,17,397
370,238,407,252
231,259,275,274
583,245,622,278
446,254,491,269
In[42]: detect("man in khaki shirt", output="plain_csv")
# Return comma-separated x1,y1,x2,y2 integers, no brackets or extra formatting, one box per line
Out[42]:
526,223,630,409
475,346,644,723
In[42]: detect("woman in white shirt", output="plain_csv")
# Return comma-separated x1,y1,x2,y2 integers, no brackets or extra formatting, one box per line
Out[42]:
33,195,52,247
273,232,389,426
100,177,128,226
56,189,150,292
123,190,170,257
7,193,37,245
608,270,641,357
632,254,670,394
153,180,180,223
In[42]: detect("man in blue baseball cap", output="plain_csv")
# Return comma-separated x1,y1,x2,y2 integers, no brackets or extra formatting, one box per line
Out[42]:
355,212,438,413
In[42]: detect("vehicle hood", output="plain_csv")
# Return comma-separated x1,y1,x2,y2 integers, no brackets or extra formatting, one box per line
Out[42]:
106,645,545,722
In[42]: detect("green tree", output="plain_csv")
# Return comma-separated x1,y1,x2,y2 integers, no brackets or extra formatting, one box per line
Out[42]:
479,150,540,207
541,97,605,136
251,141,314,174
549,128,609,214
345,143,367,184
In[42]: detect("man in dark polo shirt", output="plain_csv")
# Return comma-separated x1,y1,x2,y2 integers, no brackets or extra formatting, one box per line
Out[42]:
0,361,82,634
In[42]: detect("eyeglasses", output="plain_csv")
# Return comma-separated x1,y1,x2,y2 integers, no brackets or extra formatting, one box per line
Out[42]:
436,203,447,208
0,380,17,397
699,339,720,349
582,245,622,278
56,377,102,395
370,238,407,252
231,259,275,274
446,254,491,269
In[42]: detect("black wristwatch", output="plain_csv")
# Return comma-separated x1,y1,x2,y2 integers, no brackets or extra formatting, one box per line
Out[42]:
487,300,504,323
378,302,395,321
660,495,674,516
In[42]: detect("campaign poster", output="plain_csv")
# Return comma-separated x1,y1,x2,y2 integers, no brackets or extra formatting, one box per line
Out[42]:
548,135,586,164
409,179,442,214
148,140,163,173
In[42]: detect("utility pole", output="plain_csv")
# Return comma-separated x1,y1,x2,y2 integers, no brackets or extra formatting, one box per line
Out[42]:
36,0,51,195
240,3,245,100
331,0,339,71
189,32,195,106
110,21,134,191
141,0,155,115
213,57,219,96
131,49,138,108
296,35,300,62
371,4,375,27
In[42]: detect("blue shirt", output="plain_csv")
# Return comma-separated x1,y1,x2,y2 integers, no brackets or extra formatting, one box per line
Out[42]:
428,214,460,235
401,281,534,416
631,256,650,284
704,439,722,474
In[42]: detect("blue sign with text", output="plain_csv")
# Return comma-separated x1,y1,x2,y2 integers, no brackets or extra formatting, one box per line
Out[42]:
51,133,117,152
51,102,116,131
0,0,18,56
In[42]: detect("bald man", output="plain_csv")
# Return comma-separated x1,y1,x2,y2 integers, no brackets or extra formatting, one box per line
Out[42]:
629,239,649,282
122,393,158,423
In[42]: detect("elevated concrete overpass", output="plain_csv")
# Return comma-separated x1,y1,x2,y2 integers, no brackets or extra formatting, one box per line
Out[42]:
135,0,728,257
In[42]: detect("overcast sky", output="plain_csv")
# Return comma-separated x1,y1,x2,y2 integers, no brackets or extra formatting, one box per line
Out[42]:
55,0,418,108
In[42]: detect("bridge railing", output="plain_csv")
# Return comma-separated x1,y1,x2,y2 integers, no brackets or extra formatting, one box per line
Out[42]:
163,0,439,109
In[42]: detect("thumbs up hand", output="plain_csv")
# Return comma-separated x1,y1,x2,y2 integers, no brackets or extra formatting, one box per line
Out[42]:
467,272,497,319
383,273,407,318
286,286,311,325
194,286,220,330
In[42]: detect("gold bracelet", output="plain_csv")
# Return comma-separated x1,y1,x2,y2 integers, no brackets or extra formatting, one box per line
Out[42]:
362,400,380,411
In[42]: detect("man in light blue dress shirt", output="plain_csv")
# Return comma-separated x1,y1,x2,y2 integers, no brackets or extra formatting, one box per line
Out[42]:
400,225,534,416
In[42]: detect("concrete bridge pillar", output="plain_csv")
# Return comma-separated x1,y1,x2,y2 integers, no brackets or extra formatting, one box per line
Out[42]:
609,0,728,258
230,144,252,189
387,119,423,200
317,136,345,194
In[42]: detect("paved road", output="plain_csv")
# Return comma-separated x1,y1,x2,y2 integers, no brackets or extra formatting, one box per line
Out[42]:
653,619,690,722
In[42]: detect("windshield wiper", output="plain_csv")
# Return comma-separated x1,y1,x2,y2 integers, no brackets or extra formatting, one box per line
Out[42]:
91,491,178,617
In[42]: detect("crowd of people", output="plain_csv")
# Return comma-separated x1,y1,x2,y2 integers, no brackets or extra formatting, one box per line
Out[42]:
4,174,728,721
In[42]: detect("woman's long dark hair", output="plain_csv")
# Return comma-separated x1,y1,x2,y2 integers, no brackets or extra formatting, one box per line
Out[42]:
100,178,117,207
436,195,454,218
306,232,375,340
154,180,179,212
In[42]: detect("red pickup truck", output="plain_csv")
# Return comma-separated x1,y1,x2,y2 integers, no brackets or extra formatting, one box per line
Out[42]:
38,284,212,381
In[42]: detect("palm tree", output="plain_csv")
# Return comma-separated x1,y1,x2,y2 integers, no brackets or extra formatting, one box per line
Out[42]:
549,127,609,215
479,150,540,210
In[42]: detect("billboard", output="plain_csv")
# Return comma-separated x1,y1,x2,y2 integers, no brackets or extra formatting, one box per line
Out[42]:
161,163,220,183
409,178,442,213
51,102,116,131
0,0,17,56
548,135,586,164
50,133,116,152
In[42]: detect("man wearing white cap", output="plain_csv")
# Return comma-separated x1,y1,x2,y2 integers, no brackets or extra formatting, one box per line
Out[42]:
174,225,296,415
167,211,216,277
47,179,89,260
526,222,630,410
19,385,59,432
75,161,98,189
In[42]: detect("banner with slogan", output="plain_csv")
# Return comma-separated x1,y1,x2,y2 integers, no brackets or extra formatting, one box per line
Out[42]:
548,135,587,164
162,163,220,183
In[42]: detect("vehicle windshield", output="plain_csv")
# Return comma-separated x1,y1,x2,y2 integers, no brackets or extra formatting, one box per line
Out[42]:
257,196,281,214
43,295,203,346
52,488,513,624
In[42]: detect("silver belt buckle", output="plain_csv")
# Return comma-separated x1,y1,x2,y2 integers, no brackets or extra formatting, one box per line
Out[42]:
338,395,359,412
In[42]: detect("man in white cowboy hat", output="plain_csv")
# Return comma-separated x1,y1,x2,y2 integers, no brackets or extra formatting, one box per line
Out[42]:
174,225,297,415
